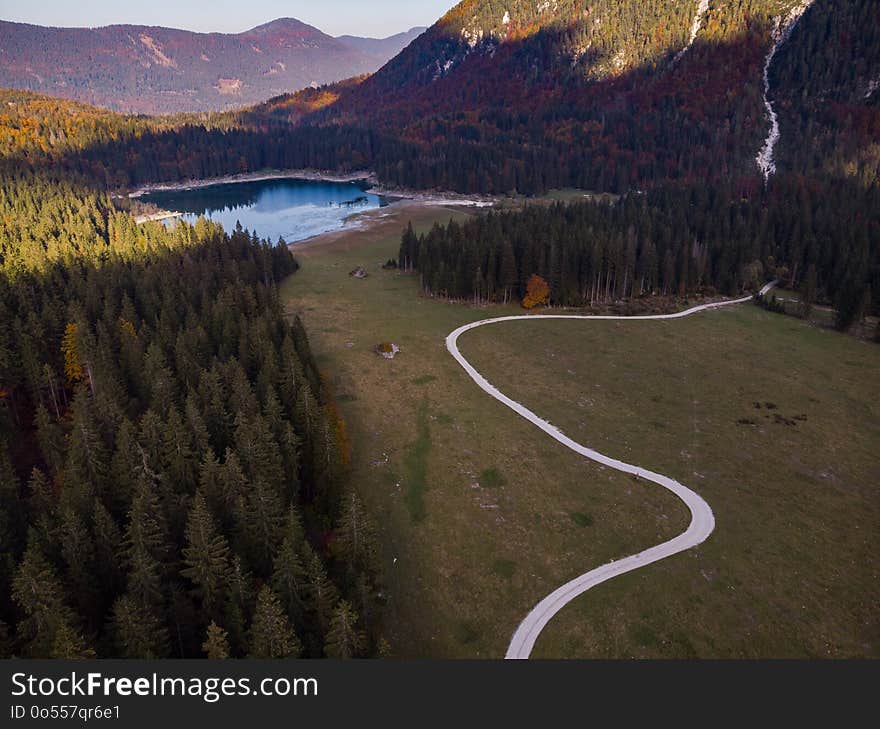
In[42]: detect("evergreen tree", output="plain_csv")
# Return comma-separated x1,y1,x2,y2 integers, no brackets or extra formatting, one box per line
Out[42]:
0,173,381,658
51,621,95,659
91,499,122,596
64,386,108,506
235,478,284,576
181,492,232,621
799,264,817,320
336,489,380,580
58,505,98,627
224,555,254,656
202,622,230,659
34,404,65,477
324,601,365,659
11,545,91,658
110,594,170,659
271,507,308,624
248,586,302,659
25,468,56,558
303,547,339,635
122,481,169,610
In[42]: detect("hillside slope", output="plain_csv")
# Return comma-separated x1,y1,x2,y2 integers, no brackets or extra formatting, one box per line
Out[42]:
306,0,877,194
1,1,876,199
0,18,419,114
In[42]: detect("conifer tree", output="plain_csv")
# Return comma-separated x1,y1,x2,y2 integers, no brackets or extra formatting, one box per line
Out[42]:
291,316,321,397
91,499,122,594
143,343,177,417
109,417,140,494
233,413,284,492
248,586,302,659
122,481,169,610
11,545,91,658
324,601,365,659
26,468,56,557
303,546,339,635
235,478,284,576
0,445,23,554
336,489,380,579
110,594,170,659
278,335,305,419
162,407,196,493
799,264,817,320
181,492,232,621
62,322,84,384
34,404,65,477
271,507,308,623
184,393,212,457
224,555,254,656
58,504,98,626
198,367,232,454
51,621,95,659
65,386,108,504
202,622,230,659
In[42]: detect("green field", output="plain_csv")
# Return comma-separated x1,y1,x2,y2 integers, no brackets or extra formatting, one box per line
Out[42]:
461,308,880,657
282,204,879,658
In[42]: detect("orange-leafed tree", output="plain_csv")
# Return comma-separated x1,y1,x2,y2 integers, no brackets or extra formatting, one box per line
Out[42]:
522,274,550,309
62,323,83,383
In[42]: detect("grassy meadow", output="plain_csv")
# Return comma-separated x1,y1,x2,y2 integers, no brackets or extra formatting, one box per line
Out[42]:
282,203,879,658
461,308,879,657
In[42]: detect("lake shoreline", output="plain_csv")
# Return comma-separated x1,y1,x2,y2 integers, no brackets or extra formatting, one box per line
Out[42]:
290,197,494,251
128,168,379,198
128,168,499,209
134,210,183,224
130,170,499,244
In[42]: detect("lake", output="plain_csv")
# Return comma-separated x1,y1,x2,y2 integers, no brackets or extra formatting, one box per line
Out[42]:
139,177,389,244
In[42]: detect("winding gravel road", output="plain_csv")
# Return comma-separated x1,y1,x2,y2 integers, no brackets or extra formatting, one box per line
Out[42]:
445,283,776,659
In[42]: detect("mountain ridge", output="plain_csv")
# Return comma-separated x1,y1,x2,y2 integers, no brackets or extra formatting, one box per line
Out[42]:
0,18,424,114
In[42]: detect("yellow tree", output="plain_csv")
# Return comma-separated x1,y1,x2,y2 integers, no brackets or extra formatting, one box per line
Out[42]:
522,274,550,309
61,323,83,383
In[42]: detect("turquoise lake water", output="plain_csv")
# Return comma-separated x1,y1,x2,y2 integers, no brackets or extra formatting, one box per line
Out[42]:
140,177,388,244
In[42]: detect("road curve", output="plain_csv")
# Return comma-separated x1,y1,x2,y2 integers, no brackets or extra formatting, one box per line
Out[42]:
445,283,775,659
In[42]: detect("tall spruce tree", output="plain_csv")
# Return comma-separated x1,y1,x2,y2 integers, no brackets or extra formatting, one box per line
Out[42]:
181,492,232,621
324,601,365,659
248,586,301,659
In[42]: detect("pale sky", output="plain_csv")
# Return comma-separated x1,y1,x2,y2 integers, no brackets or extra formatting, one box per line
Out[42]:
0,0,457,38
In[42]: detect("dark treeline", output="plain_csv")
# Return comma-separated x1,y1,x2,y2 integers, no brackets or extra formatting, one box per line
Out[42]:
0,170,382,659
399,176,879,328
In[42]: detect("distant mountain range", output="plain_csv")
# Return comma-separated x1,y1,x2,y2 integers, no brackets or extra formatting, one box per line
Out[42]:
0,18,425,114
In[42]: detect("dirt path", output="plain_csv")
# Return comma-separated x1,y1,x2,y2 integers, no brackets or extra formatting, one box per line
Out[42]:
446,283,776,659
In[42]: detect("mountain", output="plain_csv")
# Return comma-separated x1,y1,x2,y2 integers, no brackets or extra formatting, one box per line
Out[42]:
0,18,422,114
307,0,878,194
2,0,875,199
336,27,427,62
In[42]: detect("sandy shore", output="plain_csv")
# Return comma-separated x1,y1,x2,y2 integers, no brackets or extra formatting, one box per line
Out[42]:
291,198,483,253
134,210,184,224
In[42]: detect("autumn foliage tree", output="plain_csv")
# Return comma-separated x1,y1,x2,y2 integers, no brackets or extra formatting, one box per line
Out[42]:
61,323,83,383
522,275,550,309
